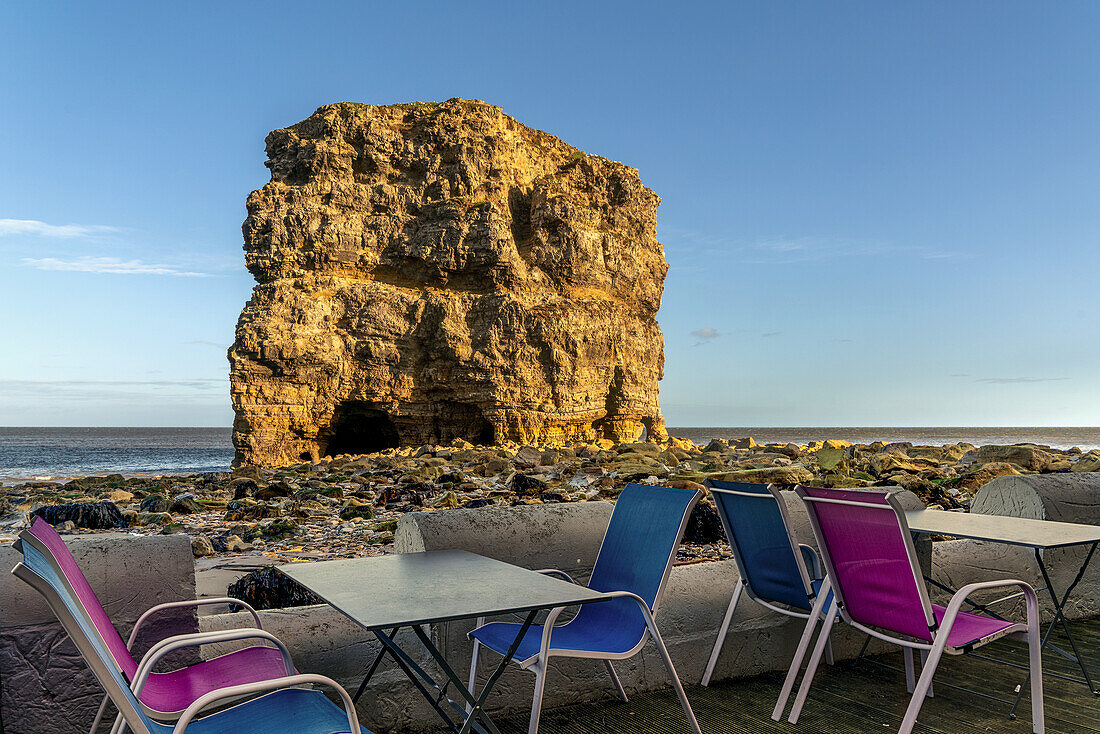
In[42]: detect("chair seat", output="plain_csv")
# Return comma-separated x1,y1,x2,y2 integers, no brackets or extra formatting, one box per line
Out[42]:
141,645,295,716
471,597,647,666
933,605,1022,650
147,688,370,734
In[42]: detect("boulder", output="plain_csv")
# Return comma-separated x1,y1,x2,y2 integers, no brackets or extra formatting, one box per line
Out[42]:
227,567,323,611
1073,452,1100,473
31,502,126,530
191,535,216,557
711,466,814,486
684,501,725,544
954,462,1021,493
961,445,1053,471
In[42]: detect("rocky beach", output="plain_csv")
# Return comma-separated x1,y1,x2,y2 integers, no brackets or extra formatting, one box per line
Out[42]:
4,435,1099,603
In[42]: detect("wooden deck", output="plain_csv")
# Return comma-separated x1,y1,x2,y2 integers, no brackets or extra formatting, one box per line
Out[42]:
496,618,1100,734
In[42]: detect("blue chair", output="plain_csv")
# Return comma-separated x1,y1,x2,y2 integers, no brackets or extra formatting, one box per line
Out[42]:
700,480,837,717
10,529,370,734
467,483,703,734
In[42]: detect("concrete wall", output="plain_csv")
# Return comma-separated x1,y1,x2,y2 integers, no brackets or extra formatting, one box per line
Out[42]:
0,534,196,734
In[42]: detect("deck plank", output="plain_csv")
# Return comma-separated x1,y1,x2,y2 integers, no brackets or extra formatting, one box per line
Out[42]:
488,617,1100,734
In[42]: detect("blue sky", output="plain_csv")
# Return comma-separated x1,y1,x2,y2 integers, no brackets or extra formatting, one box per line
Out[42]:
1,1,1097,427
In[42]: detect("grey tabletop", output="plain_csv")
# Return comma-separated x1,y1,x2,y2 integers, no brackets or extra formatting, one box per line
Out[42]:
905,509,1100,549
278,550,610,630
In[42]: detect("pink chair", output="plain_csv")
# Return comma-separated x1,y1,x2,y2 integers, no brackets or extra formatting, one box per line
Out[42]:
24,517,297,733
779,486,1044,734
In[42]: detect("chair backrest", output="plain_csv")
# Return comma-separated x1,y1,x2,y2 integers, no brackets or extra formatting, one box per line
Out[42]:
706,480,814,611
25,517,138,679
588,483,701,611
11,535,163,734
796,486,935,642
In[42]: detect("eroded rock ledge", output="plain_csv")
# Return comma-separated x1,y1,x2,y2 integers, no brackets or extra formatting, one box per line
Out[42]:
230,99,668,467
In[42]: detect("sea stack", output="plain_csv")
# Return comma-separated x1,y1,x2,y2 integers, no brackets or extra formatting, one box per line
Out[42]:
229,99,668,467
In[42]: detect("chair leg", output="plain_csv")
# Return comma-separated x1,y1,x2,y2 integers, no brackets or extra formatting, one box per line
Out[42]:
903,647,915,693
109,712,126,734
604,659,629,702
701,579,743,686
898,637,947,734
787,602,838,724
919,648,934,697
466,638,481,715
90,694,111,734
528,664,548,734
1025,598,1045,733
772,581,832,721
640,606,702,734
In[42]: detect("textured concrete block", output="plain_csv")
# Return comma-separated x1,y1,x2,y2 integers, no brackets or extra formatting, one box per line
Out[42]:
1,534,196,734
395,501,615,581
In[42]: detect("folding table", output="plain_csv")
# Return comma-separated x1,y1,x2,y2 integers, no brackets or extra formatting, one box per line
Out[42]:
905,508,1100,714
279,550,611,734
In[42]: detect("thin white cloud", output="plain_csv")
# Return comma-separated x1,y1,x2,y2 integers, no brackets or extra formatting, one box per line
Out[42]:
185,339,227,348
0,378,228,403
974,377,1070,384
0,378,227,389
0,218,120,238
660,226,962,265
21,256,209,277
690,327,720,340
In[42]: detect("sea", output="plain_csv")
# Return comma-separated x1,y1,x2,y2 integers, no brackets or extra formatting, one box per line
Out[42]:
1,426,1098,484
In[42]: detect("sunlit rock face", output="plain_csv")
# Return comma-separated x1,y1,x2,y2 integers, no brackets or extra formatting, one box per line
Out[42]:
229,99,668,467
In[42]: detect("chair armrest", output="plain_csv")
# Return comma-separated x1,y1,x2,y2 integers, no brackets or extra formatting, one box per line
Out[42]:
535,568,577,584
131,628,295,697
127,598,262,648
173,674,359,734
798,544,823,580
939,579,1040,634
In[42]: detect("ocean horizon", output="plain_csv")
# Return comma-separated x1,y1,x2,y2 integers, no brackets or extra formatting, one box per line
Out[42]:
1,425,1099,483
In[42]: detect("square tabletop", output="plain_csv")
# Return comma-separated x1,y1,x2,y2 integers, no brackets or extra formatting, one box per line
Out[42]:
905,509,1100,550
278,550,610,629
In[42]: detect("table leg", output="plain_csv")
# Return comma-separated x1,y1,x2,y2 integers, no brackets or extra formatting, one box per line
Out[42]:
354,626,399,703
1009,542,1099,718
373,626,489,734
456,609,539,734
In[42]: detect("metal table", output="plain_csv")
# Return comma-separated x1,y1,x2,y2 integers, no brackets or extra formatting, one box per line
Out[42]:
905,509,1100,713
279,550,610,734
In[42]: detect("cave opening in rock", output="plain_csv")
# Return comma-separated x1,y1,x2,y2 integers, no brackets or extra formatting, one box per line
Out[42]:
322,401,400,457
433,401,495,445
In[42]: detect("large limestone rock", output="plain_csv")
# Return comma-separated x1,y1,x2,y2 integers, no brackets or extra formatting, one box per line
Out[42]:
230,99,668,467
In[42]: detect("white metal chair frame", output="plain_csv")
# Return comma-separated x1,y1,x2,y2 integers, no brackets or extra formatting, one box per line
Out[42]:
782,487,1045,734
700,482,837,687
90,597,277,732
11,544,361,734
466,489,703,734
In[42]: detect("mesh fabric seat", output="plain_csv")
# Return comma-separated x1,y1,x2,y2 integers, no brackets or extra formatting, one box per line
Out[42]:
468,483,703,734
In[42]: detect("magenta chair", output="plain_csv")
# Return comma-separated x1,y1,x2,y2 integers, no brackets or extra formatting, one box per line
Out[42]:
23,518,299,733
12,521,366,734
781,486,1044,734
